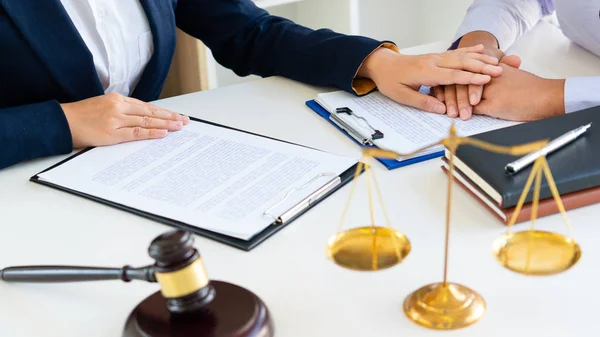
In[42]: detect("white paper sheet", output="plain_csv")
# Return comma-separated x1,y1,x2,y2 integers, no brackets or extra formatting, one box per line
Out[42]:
316,91,519,158
38,121,357,240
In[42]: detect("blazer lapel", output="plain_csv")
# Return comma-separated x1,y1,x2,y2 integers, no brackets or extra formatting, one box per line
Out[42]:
132,0,177,101
0,0,104,101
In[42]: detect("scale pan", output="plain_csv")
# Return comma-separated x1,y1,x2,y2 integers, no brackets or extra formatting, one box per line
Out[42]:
326,226,410,271
493,230,581,276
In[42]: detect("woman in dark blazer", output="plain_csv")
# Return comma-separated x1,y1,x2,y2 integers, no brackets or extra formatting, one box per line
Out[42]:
0,0,502,170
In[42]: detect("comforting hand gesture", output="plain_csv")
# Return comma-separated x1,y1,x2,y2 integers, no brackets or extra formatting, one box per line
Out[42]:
432,53,521,120
431,31,565,122
430,31,522,120
359,44,503,114
60,92,190,148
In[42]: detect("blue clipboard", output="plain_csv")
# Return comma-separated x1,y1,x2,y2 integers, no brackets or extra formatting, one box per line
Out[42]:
306,99,443,170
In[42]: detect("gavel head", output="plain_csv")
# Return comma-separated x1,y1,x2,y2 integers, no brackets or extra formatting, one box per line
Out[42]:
148,230,215,314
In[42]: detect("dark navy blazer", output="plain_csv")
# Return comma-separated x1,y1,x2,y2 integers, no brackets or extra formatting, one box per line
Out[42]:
0,0,385,170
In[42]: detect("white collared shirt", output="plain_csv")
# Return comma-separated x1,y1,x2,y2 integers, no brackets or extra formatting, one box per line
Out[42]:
454,0,600,113
60,0,154,96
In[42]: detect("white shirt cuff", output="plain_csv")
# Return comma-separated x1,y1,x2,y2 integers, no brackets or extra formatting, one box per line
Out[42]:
453,0,546,51
454,6,516,51
564,77,600,113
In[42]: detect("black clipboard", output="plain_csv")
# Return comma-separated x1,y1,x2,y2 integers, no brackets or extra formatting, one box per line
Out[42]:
30,117,361,251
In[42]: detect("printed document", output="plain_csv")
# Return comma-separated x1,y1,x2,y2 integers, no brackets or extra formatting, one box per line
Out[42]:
37,121,357,240
316,91,519,159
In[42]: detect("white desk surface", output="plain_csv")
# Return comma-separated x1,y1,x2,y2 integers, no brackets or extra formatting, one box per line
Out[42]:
2,21,600,337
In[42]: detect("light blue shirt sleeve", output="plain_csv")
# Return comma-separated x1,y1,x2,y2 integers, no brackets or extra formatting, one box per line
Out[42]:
454,0,555,51
455,0,600,114
564,77,600,113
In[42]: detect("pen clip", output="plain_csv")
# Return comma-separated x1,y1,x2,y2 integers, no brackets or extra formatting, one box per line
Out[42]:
263,172,340,224
335,107,384,141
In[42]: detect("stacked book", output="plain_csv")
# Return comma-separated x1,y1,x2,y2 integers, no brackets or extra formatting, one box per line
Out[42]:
442,105,600,224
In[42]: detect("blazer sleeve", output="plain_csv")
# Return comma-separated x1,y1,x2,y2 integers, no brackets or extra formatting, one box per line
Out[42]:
0,101,73,170
174,0,391,94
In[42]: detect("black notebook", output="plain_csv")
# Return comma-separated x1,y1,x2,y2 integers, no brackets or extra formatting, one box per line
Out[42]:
449,105,600,209
31,117,360,251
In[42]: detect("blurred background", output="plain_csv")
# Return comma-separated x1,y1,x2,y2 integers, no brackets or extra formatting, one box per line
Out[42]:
161,0,477,98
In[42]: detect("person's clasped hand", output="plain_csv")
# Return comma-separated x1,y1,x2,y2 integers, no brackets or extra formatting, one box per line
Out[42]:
431,30,566,122
358,44,503,114
471,63,565,121
60,92,191,149
431,31,522,120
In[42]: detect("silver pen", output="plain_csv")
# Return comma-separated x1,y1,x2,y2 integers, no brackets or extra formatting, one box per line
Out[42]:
505,123,592,174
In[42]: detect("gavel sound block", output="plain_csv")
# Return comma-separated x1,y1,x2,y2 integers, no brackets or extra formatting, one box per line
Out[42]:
0,230,274,337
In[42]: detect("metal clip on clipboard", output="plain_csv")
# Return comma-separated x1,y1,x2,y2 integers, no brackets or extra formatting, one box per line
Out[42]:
263,173,341,224
329,107,384,146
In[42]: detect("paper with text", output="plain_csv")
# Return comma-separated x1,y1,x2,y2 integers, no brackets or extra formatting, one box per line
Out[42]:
38,122,357,240
316,91,519,159
315,62,559,160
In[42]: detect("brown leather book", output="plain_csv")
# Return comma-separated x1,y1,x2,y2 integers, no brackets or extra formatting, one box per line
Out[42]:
441,164,600,225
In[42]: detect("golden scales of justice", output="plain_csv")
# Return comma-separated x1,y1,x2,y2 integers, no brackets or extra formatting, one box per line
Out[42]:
326,124,582,330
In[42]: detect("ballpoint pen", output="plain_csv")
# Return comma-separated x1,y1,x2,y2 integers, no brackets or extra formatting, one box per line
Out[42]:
505,123,592,174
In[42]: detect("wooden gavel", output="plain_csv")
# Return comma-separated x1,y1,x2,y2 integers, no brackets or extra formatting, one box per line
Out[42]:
0,230,274,337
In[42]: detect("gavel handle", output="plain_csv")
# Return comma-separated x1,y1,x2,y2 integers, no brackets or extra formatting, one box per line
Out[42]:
0,265,156,283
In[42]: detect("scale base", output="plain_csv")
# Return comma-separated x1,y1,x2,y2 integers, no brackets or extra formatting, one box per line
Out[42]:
123,280,273,337
403,282,485,330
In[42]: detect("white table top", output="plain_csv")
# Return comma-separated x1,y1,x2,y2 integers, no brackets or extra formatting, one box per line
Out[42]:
2,21,600,337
